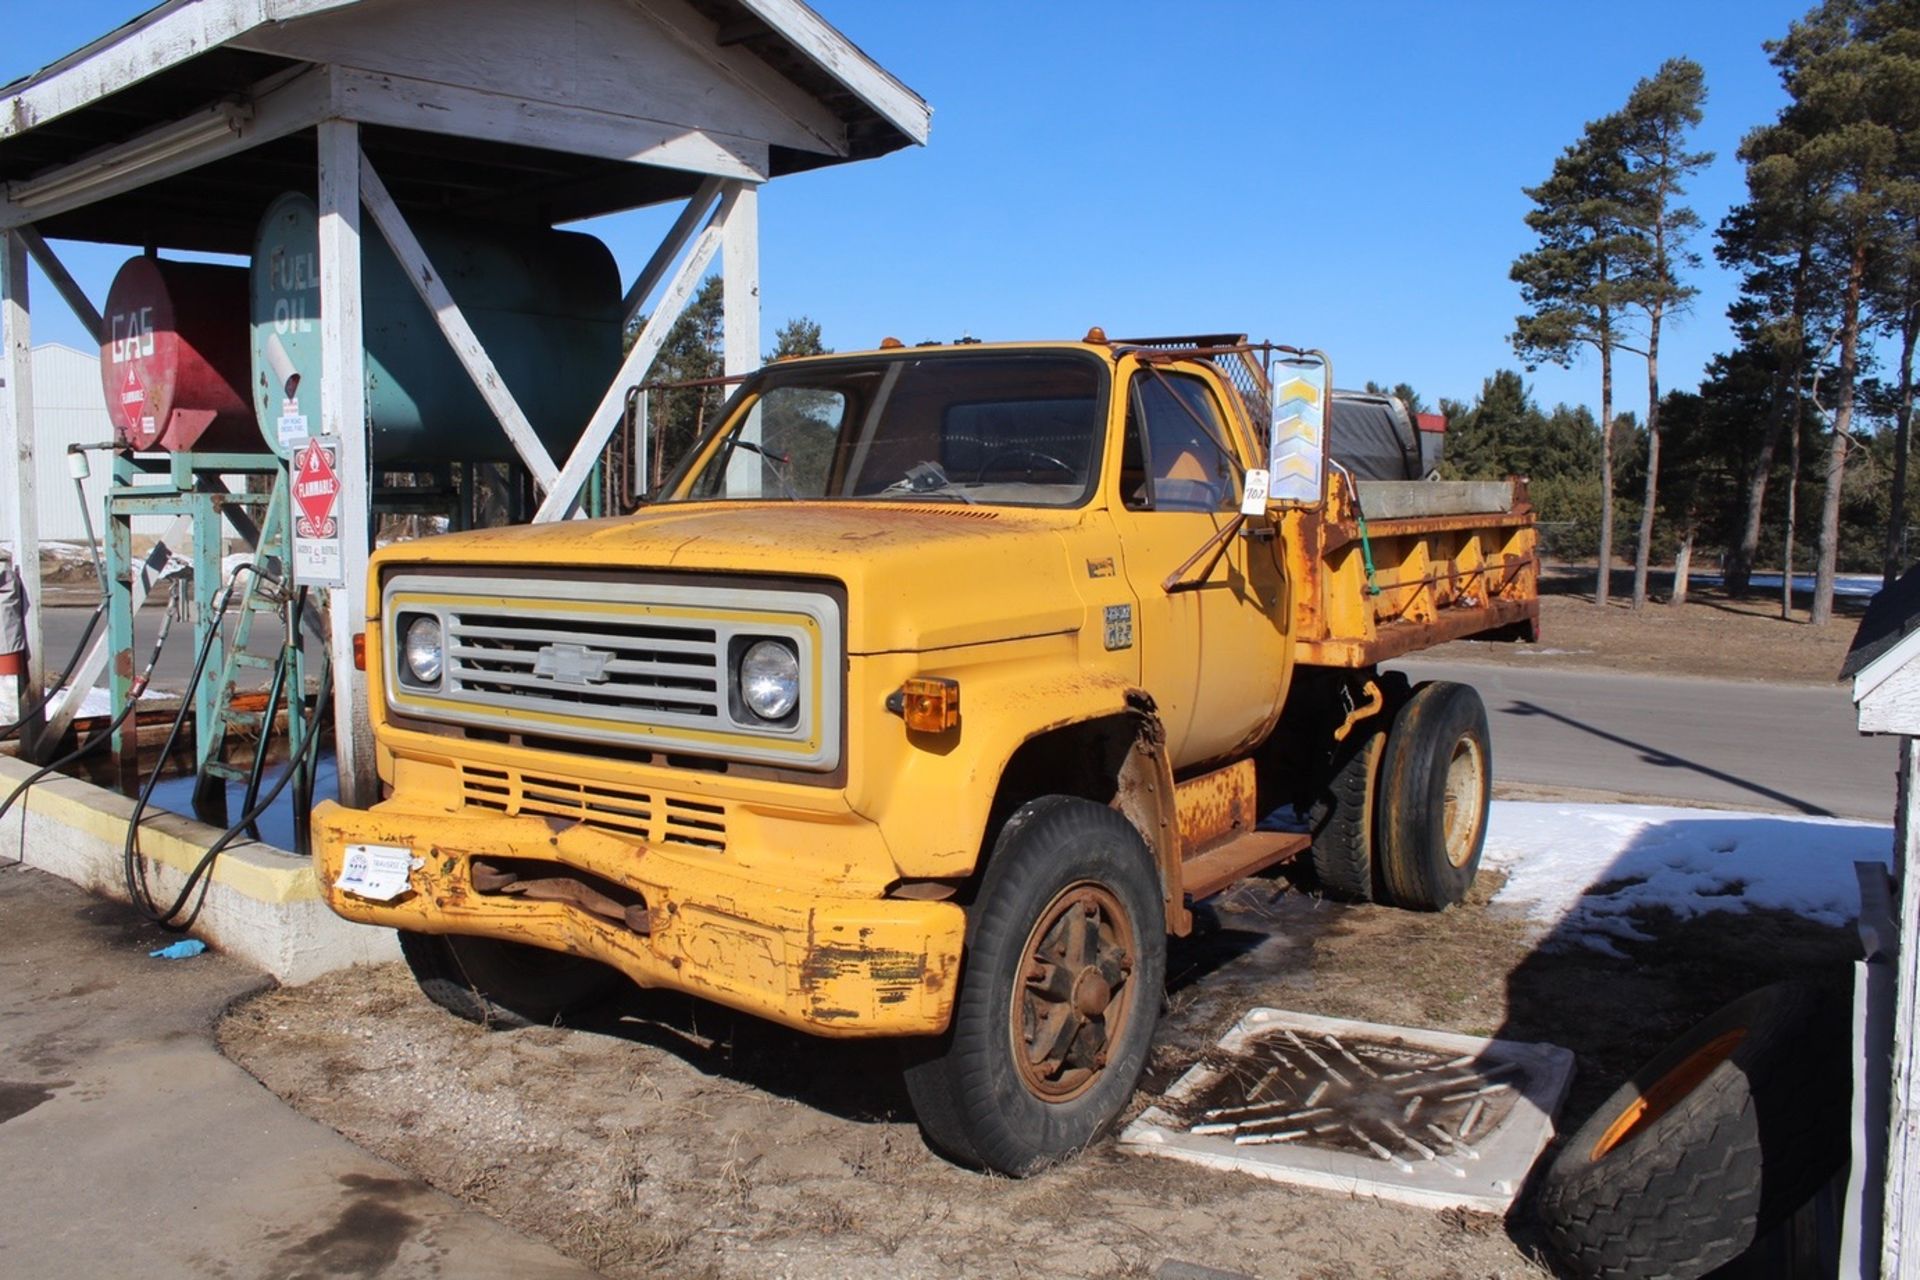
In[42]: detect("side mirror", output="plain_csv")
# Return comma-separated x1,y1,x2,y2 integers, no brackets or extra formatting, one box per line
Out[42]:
1268,353,1331,509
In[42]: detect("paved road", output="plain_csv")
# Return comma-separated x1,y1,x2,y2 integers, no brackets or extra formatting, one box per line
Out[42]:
1394,658,1895,822
34,606,1895,821
0,863,593,1279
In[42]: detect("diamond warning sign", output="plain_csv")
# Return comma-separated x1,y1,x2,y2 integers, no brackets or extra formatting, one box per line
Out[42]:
290,436,345,587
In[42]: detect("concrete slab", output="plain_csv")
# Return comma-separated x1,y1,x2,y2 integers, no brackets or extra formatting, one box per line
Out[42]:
1121,1007,1574,1213
0,755,397,981
0,861,595,1279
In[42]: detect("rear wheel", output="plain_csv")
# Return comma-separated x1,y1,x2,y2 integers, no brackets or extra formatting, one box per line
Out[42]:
1308,727,1385,902
903,796,1166,1175
1375,681,1491,910
398,930,623,1029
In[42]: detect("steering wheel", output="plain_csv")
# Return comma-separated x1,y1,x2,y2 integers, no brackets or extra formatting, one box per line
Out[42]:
974,448,1076,484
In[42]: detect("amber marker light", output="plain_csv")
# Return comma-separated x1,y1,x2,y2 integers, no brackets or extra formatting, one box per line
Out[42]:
879,336,905,349
353,632,367,671
893,677,960,733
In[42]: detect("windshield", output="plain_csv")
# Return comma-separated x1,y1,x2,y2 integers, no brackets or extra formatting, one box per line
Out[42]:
665,351,1108,507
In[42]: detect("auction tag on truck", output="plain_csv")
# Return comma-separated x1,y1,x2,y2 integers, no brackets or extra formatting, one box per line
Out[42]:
1240,467,1271,515
336,844,418,902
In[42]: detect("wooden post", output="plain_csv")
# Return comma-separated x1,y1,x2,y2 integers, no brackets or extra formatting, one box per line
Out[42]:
1886,735,1920,1276
318,119,375,807
722,183,761,496
1,228,43,753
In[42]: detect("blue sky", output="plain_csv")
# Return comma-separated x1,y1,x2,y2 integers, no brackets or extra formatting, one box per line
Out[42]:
9,1,1815,422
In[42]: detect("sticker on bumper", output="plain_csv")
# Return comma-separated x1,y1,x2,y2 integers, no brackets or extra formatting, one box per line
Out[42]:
337,843,419,902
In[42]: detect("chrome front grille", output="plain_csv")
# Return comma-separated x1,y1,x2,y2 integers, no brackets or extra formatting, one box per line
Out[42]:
382,573,843,770
459,764,725,851
448,613,723,721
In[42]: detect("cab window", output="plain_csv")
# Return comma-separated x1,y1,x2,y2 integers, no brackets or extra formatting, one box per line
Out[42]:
1120,372,1238,512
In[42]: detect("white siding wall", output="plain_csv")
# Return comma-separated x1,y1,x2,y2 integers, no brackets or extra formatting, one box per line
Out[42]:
29,343,112,543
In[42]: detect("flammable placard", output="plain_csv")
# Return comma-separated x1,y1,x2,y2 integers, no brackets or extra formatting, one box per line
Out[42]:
291,435,345,588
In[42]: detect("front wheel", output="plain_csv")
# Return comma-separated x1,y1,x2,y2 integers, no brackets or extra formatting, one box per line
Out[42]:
903,797,1167,1175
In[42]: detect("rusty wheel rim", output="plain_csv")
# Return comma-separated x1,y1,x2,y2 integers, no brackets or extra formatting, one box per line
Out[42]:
1442,736,1486,869
1009,882,1137,1103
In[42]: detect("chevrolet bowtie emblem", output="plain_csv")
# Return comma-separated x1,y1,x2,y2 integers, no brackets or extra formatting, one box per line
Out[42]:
532,643,614,685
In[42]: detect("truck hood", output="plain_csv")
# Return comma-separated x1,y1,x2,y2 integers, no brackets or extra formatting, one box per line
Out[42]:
371,501,1090,654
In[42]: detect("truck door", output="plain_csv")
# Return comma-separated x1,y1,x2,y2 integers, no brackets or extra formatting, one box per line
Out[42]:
1110,366,1289,769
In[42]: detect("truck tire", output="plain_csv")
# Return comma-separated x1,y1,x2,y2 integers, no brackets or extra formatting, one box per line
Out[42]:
398,930,622,1029
1375,680,1490,910
1535,982,1850,1280
902,796,1167,1176
1308,727,1384,902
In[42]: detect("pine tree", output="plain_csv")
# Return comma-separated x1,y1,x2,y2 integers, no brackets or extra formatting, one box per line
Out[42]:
1769,0,1920,624
1617,58,1712,610
1512,117,1641,605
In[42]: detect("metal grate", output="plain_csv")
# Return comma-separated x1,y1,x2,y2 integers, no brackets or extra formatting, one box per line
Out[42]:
448,611,723,721
1112,334,1274,454
1176,1028,1520,1169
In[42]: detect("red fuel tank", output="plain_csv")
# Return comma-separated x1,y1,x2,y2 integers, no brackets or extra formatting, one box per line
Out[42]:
101,258,257,453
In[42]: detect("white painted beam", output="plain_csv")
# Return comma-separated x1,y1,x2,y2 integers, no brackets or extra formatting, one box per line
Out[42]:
722,183,761,496
0,230,42,733
331,69,768,183
17,227,103,343
317,119,374,808
732,0,931,145
359,152,559,492
0,68,334,229
623,176,724,326
533,184,740,523
722,184,761,379
0,0,355,141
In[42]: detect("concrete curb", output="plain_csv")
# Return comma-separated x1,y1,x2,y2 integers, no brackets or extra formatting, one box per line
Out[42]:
0,755,398,981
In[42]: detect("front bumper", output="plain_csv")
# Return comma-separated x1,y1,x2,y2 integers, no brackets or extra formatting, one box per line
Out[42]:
312,799,965,1037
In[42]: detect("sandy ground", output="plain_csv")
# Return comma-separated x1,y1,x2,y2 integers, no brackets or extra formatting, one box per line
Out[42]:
219,870,1855,1280
1427,566,1866,687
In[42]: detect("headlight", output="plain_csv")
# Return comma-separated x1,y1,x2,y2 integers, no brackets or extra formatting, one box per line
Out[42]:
402,615,443,684
739,639,799,720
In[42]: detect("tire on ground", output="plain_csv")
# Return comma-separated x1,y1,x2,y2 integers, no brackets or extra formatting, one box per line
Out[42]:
1535,980,1851,1280
902,796,1167,1176
399,930,623,1029
1308,727,1385,902
1375,680,1490,910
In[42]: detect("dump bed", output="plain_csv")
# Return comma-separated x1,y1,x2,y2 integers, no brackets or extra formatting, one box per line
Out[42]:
1280,474,1539,667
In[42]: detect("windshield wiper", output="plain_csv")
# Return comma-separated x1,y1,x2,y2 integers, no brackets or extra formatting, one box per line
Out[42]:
718,438,801,500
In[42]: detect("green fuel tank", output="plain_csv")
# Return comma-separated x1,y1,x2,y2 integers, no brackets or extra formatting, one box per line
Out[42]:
251,192,621,464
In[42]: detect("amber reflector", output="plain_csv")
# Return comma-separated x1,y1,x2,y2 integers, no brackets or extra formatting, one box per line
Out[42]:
352,632,367,671
901,677,960,732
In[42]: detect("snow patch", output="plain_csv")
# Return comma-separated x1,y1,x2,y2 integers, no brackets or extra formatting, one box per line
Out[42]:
1483,801,1891,954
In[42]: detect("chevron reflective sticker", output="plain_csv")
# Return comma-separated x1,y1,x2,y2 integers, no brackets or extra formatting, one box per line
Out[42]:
1269,358,1328,504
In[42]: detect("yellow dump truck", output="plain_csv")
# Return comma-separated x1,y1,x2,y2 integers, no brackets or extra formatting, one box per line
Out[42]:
312,333,1538,1175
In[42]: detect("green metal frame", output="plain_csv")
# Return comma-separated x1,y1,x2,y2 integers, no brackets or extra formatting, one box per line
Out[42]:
106,450,303,817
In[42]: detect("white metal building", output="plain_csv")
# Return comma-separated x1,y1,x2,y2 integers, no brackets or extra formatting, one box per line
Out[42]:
26,343,113,543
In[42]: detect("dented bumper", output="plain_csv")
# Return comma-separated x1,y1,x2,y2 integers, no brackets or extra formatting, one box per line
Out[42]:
312,800,966,1037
